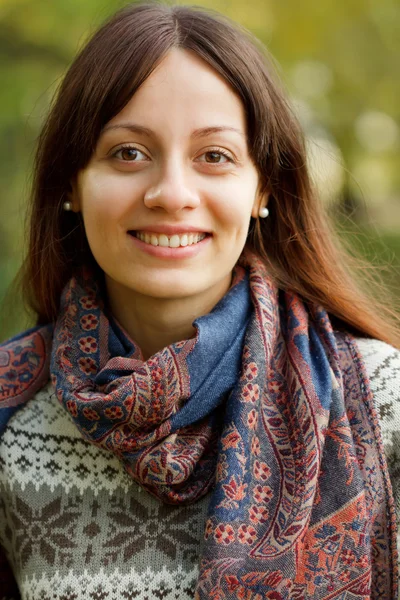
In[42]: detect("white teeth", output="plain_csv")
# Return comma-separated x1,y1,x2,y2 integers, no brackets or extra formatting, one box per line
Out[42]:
158,234,169,247
169,235,180,248
134,231,206,248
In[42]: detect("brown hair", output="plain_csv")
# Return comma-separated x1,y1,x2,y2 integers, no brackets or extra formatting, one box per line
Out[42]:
19,2,400,346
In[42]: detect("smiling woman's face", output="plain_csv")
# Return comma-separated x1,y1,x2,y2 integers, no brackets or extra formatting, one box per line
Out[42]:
72,48,264,306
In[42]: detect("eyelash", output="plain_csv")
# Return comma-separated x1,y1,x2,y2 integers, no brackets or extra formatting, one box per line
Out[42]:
111,144,235,163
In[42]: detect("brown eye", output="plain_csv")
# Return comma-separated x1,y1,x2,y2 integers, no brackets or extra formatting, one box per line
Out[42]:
121,148,138,160
205,151,225,163
196,149,233,165
113,146,147,161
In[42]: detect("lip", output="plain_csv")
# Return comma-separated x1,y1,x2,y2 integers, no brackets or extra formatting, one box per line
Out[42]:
127,231,211,259
129,224,211,235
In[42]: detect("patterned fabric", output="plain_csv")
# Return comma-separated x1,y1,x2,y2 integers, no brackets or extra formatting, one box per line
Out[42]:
50,264,251,505
0,250,398,599
0,339,399,600
356,338,400,559
0,325,52,431
0,380,208,599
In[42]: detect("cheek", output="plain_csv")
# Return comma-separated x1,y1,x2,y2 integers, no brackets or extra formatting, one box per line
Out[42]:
208,181,256,235
79,172,139,230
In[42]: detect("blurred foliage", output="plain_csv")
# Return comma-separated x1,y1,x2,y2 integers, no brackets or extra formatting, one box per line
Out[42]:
0,0,399,342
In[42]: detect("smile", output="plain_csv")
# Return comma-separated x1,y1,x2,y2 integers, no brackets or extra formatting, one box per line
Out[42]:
130,231,208,248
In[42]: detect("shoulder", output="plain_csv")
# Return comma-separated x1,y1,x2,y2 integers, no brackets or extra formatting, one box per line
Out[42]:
0,324,53,435
356,337,400,378
355,337,400,405
355,337,400,449
355,338,400,567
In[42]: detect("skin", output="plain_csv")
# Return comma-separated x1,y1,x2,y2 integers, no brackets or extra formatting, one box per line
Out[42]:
71,48,268,359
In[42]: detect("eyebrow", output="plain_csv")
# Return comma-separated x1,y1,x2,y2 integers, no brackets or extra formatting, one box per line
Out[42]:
100,123,245,139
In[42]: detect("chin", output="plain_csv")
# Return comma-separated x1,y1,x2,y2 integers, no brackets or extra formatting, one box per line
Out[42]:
118,274,204,301
136,283,203,301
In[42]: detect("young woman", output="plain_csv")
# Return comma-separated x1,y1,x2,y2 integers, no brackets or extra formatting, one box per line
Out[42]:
0,3,399,599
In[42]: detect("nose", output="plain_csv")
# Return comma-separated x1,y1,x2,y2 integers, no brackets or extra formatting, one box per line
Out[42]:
143,158,200,213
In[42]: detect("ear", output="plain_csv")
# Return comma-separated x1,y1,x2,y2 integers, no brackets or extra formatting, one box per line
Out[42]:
251,187,270,220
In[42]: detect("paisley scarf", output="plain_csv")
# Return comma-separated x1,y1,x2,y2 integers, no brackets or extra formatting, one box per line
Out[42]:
0,251,398,599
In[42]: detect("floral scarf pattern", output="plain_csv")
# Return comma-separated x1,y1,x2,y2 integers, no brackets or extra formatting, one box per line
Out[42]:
0,250,398,598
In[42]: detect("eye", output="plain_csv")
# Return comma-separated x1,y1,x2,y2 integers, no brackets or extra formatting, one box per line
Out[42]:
197,148,234,164
112,145,149,161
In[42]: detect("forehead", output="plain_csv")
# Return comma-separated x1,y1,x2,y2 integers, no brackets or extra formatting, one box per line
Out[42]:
105,48,247,136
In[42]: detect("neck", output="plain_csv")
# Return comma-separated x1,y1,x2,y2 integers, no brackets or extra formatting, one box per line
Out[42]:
105,276,231,360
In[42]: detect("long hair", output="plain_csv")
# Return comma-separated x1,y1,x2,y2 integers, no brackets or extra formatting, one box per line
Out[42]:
19,2,400,346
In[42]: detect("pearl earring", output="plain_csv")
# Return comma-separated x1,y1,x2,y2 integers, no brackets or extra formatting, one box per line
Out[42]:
258,207,269,218
63,201,73,211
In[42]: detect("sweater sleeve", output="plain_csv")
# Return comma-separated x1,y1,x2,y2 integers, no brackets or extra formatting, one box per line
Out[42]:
356,337,400,591
0,545,20,600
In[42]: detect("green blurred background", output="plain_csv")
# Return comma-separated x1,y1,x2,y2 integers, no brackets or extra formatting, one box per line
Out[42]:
1,0,399,341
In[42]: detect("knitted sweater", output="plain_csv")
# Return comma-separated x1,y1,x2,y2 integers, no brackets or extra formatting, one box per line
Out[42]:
0,338,399,600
